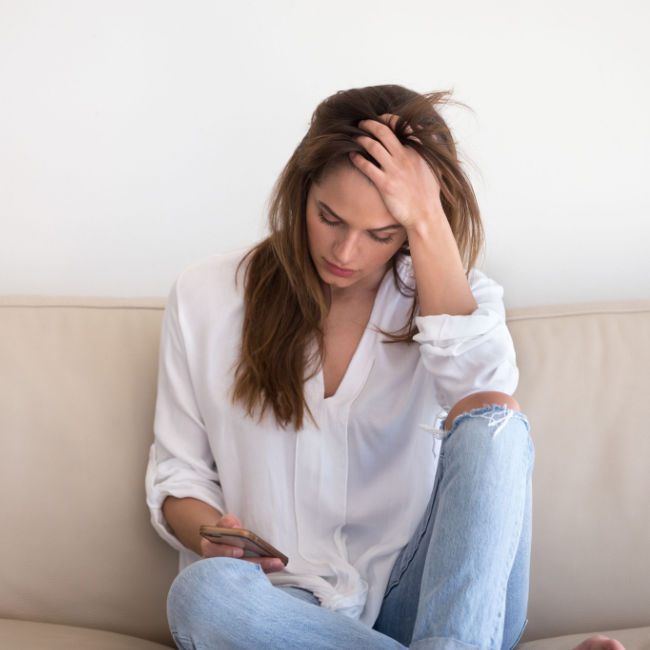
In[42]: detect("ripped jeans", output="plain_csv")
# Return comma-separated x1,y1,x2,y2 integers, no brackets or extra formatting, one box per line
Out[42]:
167,406,534,650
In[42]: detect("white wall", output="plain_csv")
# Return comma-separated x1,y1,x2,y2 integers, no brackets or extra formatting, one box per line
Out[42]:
1,0,648,307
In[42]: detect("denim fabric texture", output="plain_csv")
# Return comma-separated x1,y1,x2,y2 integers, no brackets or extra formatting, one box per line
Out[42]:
167,406,534,650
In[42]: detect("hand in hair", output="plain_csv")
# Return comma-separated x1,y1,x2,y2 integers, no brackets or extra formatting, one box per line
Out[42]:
351,113,477,316
350,114,444,231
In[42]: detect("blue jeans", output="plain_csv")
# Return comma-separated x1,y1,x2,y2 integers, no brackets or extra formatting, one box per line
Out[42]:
167,406,534,649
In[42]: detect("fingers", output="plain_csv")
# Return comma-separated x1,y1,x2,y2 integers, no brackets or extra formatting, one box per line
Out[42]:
200,541,284,573
199,538,285,573
200,537,245,559
357,118,403,158
377,112,424,145
349,150,384,187
216,512,242,528
350,118,405,183
378,112,414,135
200,512,285,574
200,512,245,559
353,114,422,175
244,556,286,574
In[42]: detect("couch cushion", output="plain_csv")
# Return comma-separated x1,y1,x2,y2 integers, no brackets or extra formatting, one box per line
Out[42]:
518,625,650,650
0,297,177,645
508,301,650,641
0,618,172,649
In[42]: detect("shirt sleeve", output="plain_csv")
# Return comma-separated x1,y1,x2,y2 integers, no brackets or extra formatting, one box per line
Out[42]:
413,269,518,412
145,279,227,552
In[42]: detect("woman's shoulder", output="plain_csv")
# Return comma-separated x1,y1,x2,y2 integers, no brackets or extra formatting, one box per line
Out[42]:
178,248,249,290
170,248,251,315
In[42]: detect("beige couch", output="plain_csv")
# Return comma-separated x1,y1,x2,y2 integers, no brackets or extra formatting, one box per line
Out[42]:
1,296,648,649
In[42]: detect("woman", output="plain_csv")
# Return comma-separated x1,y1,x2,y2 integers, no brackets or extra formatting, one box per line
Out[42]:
146,85,623,650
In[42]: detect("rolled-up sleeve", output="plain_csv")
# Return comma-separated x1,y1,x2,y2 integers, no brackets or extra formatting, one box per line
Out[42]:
413,270,518,411
145,280,227,551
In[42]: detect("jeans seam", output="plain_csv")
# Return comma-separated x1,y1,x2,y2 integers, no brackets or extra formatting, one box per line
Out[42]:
170,628,195,650
382,466,443,600
488,485,525,649
508,618,528,650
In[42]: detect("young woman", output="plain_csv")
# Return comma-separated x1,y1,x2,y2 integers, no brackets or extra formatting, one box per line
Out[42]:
146,85,624,650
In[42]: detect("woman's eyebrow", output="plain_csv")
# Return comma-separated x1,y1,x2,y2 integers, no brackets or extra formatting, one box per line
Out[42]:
370,224,403,233
317,201,402,232
317,201,343,221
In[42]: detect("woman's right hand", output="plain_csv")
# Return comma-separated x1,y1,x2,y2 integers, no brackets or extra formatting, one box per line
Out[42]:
199,513,285,574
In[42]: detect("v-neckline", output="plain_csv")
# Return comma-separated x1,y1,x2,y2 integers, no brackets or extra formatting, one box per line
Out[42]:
317,269,391,405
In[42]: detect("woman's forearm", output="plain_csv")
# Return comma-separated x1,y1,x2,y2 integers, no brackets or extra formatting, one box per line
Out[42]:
406,210,477,317
162,496,223,556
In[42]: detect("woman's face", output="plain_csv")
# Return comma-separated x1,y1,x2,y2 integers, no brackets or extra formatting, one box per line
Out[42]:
305,164,407,294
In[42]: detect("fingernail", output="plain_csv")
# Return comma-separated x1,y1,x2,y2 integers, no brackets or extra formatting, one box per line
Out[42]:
232,548,244,558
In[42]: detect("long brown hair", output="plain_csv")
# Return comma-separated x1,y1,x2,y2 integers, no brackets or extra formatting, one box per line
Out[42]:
232,85,483,430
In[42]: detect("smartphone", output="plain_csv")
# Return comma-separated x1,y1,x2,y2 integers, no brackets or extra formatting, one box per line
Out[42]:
199,526,289,566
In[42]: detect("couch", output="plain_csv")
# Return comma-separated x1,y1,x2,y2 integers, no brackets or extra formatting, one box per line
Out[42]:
1,295,648,649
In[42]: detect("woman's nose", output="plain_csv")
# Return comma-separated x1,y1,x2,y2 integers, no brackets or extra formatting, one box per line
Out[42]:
333,231,359,264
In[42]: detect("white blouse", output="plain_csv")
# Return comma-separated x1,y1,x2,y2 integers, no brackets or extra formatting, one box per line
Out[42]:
145,249,518,626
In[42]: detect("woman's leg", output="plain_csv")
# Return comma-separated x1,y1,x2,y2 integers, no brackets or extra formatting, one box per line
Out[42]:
167,556,406,650
374,400,534,650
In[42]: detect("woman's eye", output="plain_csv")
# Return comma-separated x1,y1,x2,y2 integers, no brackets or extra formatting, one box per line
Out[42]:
318,211,393,243
318,212,339,227
369,232,394,244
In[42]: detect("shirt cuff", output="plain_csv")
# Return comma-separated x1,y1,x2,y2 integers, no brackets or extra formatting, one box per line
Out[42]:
413,307,503,354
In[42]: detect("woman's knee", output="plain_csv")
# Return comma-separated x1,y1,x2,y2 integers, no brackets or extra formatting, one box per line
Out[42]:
167,558,266,639
441,393,533,476
445,391,520,431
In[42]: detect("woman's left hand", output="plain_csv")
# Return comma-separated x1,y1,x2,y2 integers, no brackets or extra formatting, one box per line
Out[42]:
350,114,444,231
352,114,478,317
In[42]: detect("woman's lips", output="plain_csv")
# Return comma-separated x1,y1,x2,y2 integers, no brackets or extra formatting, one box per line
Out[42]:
325,260,355,278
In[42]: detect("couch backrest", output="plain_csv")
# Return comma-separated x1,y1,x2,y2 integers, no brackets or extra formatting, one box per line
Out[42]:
509,301,650,640
1,297,649,644
0,297,176,646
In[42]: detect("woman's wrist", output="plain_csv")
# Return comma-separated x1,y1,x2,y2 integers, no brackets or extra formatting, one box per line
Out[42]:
406,207,477,317
404,205,449,243
162,496,224,556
